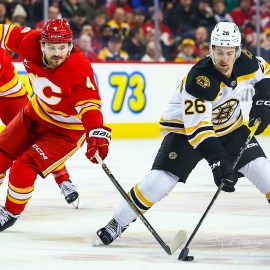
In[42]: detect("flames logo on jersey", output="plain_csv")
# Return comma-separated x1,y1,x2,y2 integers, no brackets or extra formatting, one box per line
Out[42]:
212,98,239,124
21,27,31,33
195,76,210,88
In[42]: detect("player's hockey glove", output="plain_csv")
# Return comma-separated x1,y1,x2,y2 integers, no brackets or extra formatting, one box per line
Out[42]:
208,153,238,192
85,126,111,164
249,93,270,135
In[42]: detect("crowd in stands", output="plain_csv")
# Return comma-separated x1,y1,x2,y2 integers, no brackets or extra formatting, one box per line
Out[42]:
1,0,270,62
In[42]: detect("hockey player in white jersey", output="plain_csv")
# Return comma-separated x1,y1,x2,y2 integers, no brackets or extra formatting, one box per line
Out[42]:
95,22,270,246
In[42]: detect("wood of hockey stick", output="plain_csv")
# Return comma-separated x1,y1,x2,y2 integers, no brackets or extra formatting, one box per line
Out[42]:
95,153,187,255
178,118,262,261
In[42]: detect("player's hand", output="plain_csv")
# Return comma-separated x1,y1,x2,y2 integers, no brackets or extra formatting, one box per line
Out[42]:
85,126,111,164
249,94,270,135
208,153,238,192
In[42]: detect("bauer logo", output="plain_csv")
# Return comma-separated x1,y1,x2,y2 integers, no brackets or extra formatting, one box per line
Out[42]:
92,130,111,140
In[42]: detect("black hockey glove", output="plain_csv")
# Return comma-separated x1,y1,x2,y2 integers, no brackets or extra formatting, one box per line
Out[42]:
208,153,238,193
249,93,270,135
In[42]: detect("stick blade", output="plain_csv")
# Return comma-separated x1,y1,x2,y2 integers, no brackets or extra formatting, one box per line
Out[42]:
178,247,189,260
169,230,187,254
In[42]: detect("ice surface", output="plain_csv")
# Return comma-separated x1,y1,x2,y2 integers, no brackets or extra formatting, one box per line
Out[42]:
0,137,269,270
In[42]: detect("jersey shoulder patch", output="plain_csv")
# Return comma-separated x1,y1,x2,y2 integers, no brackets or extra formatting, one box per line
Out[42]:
234,50,259,77
185,58,221,101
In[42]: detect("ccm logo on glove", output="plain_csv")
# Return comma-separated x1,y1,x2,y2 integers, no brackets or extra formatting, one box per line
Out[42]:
210,161,221,170
255,100,270,106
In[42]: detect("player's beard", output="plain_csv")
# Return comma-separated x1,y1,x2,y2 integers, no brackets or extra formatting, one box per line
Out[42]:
48,56,65,67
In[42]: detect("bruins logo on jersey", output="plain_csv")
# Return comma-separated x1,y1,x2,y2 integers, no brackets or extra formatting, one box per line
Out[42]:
195,76,210,88
257,58,265,73
212,98,239,124
242,49,253,59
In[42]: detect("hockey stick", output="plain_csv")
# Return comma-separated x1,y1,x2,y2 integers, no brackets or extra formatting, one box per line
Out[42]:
94,153,187,255
178,118,262,261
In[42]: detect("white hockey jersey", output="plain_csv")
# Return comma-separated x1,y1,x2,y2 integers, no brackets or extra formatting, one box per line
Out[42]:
160,50,270,149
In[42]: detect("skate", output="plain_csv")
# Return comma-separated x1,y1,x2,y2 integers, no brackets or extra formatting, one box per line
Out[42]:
93,218,128,246
0,206,20,232
58,179,79,209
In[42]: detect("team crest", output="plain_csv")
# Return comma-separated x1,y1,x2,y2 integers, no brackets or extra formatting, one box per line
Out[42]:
21,27,31,33
242,49,253,59
231,80,236,87
169,152,177,159
212,98,239,124
195,76,210,88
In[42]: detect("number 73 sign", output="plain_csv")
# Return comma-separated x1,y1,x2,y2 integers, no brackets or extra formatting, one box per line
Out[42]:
108,72,146,114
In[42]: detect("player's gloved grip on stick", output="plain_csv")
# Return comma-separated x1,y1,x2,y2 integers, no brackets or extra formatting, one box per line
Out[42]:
249,94,270,135
208,153,238,192
85,126,111,164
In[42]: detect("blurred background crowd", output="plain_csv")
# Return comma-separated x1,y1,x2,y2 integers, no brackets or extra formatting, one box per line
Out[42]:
1,0,270,62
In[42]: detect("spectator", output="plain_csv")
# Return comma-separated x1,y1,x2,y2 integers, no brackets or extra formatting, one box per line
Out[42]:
122,27,146,60
230,0,252,28
60,0,81,21
174,38,199,62
130,8,146,30
107,7,130,39
79,24,103,53
35,5,60,30
142,9,173,46
98,34,129,61
79,0,106,24
69,9,88,39
225,0,239,12
76,34,99,61
141,41,166,62
260,23,270,60
165,0,196,36
0,1,11,24
242,12,262,51
106,0,133,20
131,0,153,17
198,41,210,59
257,0,270,29
193,25,209,55
194,0,216,30
213,0,234,24
11,4,27,26
13,0,36,28
91,11,107,40
98,23,113,48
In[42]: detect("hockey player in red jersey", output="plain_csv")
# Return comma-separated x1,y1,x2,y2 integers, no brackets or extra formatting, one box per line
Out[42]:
0,48,79,207
95,22,270,246
0,19,111,231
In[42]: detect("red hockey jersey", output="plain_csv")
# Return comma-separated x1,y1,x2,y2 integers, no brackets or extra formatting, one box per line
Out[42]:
0,48,27,98
0,24,102,132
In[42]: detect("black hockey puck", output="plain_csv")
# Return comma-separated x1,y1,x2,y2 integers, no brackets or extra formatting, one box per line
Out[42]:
184,256,194,261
